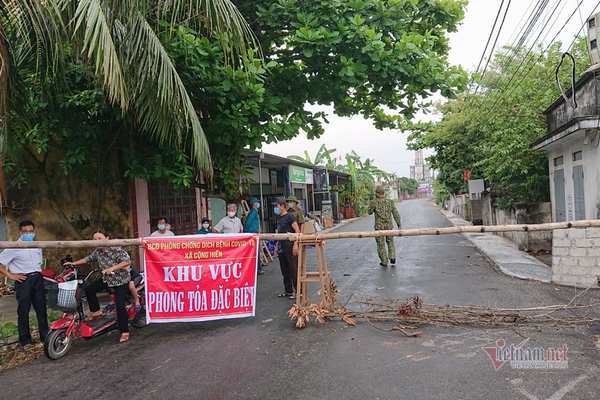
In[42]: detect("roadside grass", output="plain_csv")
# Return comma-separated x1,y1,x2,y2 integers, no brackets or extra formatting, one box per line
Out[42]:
1,309,63,370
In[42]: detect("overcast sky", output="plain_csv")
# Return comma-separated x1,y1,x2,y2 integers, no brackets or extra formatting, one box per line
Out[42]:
262,0,598,176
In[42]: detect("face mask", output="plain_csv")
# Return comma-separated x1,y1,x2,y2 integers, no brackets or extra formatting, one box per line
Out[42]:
227,211,236,218
287,203,294,209
158,223,166,231
274,207,281,216
202,223,210,229
20,233,35,241
254,203,260,209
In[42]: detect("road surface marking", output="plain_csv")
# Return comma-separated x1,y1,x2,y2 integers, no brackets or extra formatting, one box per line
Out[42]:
513,374,588,400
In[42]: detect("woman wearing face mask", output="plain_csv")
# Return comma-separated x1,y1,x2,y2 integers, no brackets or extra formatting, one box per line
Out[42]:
67,231,133,343
213,203,243,234
197,218,212,234
273,197,300,299
150,217,174,237
244,198,261,234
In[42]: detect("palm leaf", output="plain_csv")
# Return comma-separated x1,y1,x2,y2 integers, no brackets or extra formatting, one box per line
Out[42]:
0,0,65,157
129,13,211,172
71,0,128,109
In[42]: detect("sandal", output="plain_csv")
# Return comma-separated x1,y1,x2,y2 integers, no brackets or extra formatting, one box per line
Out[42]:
88,311,104,320
289,294,296,300
277,292,292,297
119,332,130,343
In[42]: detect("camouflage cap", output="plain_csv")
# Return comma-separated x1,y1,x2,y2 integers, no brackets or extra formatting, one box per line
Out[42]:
375,186,385,194
286,195,299,203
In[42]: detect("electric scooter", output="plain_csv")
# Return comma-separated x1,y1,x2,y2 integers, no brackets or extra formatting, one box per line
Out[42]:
42,256,146,360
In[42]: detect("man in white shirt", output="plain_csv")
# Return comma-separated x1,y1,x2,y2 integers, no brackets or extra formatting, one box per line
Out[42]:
150,217,175,237
0,220,48,347
213,203,243,234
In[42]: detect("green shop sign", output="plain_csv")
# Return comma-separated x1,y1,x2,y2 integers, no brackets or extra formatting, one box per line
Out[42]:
289,165,308,183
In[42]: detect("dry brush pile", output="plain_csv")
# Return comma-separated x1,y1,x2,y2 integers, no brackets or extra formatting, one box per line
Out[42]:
288,287,600,336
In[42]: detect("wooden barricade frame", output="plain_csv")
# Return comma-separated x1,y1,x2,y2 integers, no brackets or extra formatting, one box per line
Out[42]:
4,219,600,317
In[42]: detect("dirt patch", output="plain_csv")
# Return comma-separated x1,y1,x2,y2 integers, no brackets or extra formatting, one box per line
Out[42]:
0,342,44,371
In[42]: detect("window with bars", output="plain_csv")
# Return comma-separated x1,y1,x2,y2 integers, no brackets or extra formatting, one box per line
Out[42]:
553,156,564,167
148,181,198,235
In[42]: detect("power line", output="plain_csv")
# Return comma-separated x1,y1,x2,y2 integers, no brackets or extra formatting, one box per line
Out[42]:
491,0,592,110
476,0,551,95
475,0,512,94
485,0,568,110
575,0,594,63
506,0,539,46
496,0,563,92
471,0,506,89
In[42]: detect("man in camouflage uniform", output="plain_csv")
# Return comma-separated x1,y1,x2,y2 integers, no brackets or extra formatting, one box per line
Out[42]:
368,186,401,267
287,195,305,230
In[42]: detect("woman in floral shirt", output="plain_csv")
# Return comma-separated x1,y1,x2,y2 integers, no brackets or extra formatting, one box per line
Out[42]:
69,231,132,342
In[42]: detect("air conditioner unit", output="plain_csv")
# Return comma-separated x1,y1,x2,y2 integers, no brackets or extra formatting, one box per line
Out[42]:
588,12,600,64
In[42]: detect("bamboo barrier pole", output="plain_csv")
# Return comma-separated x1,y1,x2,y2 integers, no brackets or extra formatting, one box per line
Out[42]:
1,219,600,249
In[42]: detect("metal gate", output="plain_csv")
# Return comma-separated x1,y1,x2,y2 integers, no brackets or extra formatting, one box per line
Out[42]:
148,181,198,235
573,165,586,220
553,169,566,222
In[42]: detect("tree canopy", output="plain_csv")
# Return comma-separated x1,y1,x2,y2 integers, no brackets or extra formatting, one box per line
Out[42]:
236,0,467,133
5,0,469,203
0,0,256,173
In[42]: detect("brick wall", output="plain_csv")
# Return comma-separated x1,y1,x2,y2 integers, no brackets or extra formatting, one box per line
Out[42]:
552,228,600,287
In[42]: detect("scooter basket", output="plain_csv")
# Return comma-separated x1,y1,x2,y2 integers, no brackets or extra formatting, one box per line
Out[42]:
57,280,78,310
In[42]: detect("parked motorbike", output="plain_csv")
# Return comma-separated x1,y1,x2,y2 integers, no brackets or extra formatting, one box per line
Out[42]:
42,256,146,360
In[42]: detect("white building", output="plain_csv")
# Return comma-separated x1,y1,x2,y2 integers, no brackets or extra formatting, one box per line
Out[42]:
409,150,432,184
533,65,600,222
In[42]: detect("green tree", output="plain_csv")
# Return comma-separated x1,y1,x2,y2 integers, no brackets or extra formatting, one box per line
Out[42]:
409,38,590,207
235,0,468,133
0,0,256,176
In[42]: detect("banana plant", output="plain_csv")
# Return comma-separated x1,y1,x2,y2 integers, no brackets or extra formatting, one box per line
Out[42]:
288,144,338,169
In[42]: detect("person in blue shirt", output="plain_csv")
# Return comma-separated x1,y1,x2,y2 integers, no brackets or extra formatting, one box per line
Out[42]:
244,198,261,234
244,198,263,274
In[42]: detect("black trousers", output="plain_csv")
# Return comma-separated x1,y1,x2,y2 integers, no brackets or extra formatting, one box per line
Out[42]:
15,273,49,345
84,279,129,333
278,248,297,294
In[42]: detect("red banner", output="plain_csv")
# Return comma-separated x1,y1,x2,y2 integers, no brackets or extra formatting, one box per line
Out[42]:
143,234,258,323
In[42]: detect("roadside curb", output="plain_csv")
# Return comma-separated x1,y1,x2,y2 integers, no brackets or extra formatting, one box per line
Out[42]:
439,209,552,284
321,217,362,234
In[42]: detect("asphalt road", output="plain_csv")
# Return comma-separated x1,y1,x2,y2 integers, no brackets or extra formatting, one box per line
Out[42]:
1,199,599,400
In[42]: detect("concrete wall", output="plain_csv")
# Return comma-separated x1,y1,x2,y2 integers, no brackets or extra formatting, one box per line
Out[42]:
492,202,552,251
470,193,552,251
552,228,600,287
449,194,470,220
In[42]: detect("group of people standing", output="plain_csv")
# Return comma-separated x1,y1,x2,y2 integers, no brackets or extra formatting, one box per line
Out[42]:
0,190,398,349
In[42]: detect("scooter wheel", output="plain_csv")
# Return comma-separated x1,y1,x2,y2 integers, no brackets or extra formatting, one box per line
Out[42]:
44,329,72,360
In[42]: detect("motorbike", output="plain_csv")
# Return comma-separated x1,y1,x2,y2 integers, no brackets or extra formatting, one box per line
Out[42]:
42,256,146,360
